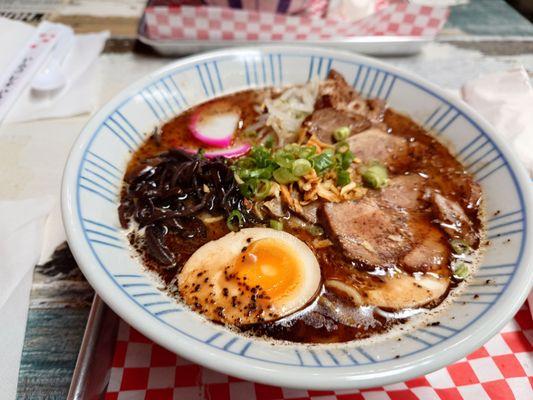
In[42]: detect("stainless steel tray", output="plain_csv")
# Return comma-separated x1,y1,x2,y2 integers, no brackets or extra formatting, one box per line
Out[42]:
67,296,119,400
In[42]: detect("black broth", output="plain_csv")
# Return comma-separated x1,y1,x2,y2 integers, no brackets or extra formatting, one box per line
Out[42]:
120,89,482,343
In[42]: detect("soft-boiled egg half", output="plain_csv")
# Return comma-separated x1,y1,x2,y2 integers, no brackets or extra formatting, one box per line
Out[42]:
178,228,321,325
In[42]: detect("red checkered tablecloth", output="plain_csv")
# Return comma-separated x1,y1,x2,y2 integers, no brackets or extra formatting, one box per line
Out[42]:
105,304,532,400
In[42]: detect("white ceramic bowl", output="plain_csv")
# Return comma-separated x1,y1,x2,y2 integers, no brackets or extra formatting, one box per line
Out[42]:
62,46,533,389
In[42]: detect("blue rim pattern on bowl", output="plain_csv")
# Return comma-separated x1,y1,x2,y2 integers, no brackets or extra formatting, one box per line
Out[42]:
63,47,532,388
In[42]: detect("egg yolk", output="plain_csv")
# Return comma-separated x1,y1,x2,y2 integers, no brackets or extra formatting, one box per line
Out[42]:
234,238,303,300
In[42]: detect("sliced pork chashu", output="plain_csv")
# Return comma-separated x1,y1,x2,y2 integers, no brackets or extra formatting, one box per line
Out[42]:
316,70,365,111
431,192,478,246
297,201,320,225
315,70,387,125
379,174,427,211
306,108,371,144
320,198,411,267
402,218,449,273
320,197,450,273
347,128,410,171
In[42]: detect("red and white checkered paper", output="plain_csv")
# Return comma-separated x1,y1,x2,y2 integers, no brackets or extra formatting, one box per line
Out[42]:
144,2,449,42
105,303,532,400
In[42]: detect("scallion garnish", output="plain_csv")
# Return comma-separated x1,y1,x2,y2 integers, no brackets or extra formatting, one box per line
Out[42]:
263,135,275,148
292,159,312,177
248,166,275,180
453,262,469,279
311,148,335,174
333,126,350,142
226,210,244,232
238,181,254,198
307,225,324,236
273,151,294,169
297,146,316,159
450,239,470,255
254,179,272,199
269,219,283,230
335,148,354,169
273,167,299,184
232,141,356,200
249,145,272,167
361,162,388,189
336,169,351,187
335,140,350,154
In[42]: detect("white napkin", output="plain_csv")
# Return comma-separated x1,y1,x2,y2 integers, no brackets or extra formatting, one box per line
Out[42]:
327,0,375,21
0,17,109,124
460,67,533,319
462,67,533,176
0,17,34,64
410,0,469,5
326,0,468,20
0,196,54,400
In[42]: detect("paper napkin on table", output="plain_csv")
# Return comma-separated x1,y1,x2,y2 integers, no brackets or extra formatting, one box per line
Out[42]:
327,0,376,21
462,67,533,176
0,196,54,400
461,67,533,320
0,17,109,124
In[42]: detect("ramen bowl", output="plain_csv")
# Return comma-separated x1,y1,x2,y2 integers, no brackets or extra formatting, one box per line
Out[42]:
62,46,533,389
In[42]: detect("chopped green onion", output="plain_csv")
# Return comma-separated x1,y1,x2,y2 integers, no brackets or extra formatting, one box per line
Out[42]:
284,143,300,153
269,219,283,230
263,135,275,148
307,225,324,236
333,126,350,142
249,145,272,167
233,158,255,171
235,140,357,198
273,151,294,168
335,140,350,154
248,166,275,180
239,173,274,198
239,182,254,198
453,262,469,279
254,179,272,200
292,159,313,177
336,169,351,187
226,210,244,232
233,172,244,185
450,239,471,254
298,146,316,159
362,163,388,189
311,149,335,174
234,168,250,179
336,149,354,169
272,167,299,184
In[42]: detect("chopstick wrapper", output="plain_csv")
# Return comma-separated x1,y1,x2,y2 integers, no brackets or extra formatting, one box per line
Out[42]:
0,196,54,400
461,67,533,319
0,17,109,124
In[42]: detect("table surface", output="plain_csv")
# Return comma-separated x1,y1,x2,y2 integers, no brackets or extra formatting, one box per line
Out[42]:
4,1,532,399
